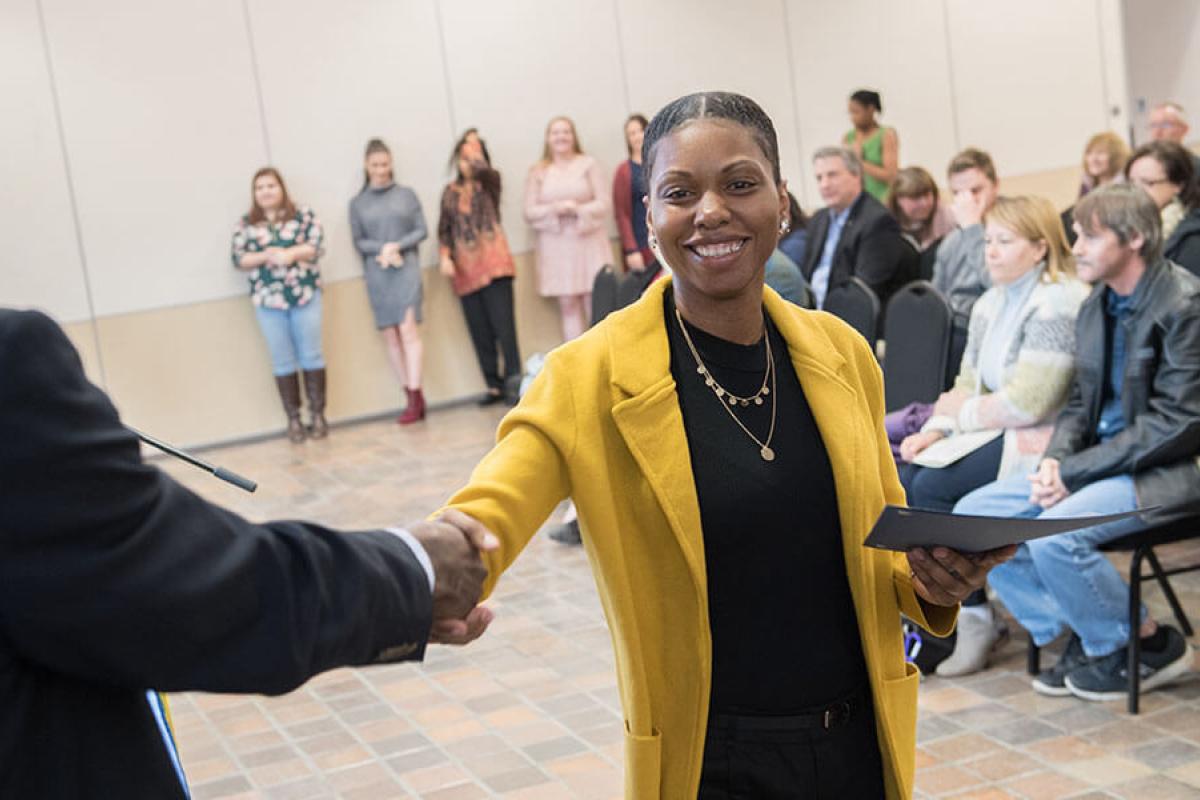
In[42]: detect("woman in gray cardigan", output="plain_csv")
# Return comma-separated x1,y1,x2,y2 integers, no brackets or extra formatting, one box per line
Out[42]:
350,139,429,423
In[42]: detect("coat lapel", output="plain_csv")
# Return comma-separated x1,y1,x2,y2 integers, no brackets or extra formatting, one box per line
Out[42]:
764,288,877,636
608,279,708,600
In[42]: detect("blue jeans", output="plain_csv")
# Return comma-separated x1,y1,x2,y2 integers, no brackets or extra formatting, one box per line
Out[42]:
952,473,1142,658
254,292,325,376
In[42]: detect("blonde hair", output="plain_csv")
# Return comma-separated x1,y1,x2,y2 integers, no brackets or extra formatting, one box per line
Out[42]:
984,195,1075,282
540,116,583,164
1082,131,1130,185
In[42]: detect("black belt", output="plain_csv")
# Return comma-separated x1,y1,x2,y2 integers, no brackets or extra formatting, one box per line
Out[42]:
709,687,866,734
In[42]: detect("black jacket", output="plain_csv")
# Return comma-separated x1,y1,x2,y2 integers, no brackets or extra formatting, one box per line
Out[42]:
0,310,434,798
1164,206,1200,278
801,192,917,308
1044,260,1200,507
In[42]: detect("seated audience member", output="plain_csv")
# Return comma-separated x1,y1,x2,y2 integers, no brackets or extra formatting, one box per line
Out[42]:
888,166,956,279
953,184,1199,700
844,89,899,202
898,196,1089,676
0,309,494,797
802,146,915,311
764,247,813,308
777,191,809,267
1149,101,1191,144
933,148,1001,375
1062,132,1130,245
1126,140,1200,276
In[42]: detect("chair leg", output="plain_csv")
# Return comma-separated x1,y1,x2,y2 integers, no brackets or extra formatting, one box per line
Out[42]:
1027,641,1040,676
1128,547,1145,715
1146,548,1193,637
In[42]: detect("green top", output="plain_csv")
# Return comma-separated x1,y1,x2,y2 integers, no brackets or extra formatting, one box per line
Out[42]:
844,127,890,202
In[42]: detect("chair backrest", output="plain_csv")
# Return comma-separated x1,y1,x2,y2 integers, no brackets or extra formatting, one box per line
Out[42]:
591,265,619,325
882,280,953,411
823,276,880,351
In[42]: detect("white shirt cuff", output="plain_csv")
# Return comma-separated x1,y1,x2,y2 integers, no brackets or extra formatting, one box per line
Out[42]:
386,527,435,593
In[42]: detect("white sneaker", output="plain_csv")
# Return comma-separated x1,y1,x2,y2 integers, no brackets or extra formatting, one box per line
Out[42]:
935,613,1008,678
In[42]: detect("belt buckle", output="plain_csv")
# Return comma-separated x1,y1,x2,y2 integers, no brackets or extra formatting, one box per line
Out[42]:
822,700,851,730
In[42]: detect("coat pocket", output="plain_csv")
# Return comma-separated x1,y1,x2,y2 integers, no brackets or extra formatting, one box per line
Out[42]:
623,725,662,799
879,662,921,798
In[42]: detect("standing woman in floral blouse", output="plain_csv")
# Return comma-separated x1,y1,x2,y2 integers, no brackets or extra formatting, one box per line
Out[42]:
231,167,327,443
438,129,521,405
523,116,612,341
350,139,430,424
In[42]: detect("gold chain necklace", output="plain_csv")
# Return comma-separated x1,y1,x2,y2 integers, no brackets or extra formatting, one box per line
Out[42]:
674,307,778,462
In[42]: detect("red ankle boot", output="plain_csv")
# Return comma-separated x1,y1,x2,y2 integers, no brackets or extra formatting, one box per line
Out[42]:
397,387,426,425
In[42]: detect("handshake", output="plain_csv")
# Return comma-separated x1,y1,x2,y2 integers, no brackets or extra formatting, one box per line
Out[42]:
407,509,500,646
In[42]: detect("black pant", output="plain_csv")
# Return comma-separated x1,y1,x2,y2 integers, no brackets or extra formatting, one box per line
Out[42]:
460,277,520,391
698,688,884,799
900,434,1003,607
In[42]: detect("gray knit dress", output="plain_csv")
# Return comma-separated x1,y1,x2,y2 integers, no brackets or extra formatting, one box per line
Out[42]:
349,183,428,328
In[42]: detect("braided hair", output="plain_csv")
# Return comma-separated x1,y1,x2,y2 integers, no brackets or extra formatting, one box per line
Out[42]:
642,92,782,185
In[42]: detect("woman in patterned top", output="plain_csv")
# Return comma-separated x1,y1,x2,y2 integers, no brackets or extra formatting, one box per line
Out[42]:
231,167,327,443
438,129,521,406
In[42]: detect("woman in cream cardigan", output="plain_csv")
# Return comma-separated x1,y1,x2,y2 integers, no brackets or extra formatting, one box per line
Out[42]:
438,92,1012,799
899,195,1089,677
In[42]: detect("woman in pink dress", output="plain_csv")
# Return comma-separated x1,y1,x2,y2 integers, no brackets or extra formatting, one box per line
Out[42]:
523,116,612,340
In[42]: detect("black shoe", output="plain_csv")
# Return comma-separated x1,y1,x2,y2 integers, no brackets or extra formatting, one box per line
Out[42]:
1031,632,1088,697
1065,626,1191,702
478,390,504,406
503,374,522,406
548,519,581,545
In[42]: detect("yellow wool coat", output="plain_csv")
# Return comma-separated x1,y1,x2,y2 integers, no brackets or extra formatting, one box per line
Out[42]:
441,277,956,798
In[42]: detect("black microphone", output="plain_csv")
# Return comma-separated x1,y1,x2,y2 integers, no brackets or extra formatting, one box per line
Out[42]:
128,426,257,493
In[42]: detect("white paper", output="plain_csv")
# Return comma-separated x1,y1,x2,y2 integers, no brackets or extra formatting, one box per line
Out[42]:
911,429,1003,469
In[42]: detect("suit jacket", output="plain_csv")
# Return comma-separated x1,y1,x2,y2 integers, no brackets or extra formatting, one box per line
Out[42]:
0,310,433,799
802,191,916,309
440,277,955,798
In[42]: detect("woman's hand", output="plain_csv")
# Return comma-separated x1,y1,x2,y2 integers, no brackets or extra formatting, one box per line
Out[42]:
625,251,646,272
264,247,291,267
556,200,578,217
439,254,456,278
899,430,945,463
908,545,1017,607
933,390,966,418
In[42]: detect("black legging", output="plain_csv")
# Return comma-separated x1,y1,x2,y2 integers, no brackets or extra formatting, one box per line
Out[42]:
460,277,520,391
899,434,1004,607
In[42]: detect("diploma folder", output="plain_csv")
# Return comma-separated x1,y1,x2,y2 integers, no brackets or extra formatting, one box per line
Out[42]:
864,505,1151,554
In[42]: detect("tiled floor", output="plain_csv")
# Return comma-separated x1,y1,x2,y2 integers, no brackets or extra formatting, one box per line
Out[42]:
159,403,1200,799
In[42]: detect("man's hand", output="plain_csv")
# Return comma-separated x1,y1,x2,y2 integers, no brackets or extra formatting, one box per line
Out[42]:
430,606,494,645
951,190,986,228
408,512,498,622
899,430,945,463
1028,458,1069,509
907,545,1017,607
625,251,646,272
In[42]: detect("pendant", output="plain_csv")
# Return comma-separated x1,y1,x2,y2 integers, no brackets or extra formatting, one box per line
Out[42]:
754,397,763,406
761,446,775,461
728,396,738,406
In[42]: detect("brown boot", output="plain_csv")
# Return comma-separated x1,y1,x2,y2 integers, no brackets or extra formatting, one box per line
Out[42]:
274,373,306,443
303,368,328,439
397,387,426,425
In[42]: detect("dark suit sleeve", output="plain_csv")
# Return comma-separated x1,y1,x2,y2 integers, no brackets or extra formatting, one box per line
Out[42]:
853,209,912,300
0,311,433,695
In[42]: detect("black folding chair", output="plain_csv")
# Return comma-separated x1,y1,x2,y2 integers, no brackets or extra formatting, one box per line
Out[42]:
882,281,953,412
1026,501,1200,713
591,265,619,325
823,277,880,351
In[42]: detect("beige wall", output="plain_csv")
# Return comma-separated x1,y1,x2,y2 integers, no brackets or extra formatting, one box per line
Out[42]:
3,0,1138,448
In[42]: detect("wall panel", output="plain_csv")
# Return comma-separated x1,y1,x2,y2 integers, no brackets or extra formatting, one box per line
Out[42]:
41,0,267,316
0,0,91,321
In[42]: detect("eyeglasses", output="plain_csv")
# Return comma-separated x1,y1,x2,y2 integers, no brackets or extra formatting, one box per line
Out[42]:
1132,177,1173,188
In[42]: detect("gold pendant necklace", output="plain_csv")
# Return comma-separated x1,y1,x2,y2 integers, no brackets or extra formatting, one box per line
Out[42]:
674,307,777,461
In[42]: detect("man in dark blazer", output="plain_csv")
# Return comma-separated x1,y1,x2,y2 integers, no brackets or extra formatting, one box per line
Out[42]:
802,146,916,313
0,309,495,798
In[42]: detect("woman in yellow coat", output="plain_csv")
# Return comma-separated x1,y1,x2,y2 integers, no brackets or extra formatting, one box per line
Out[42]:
438,92,1011,798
